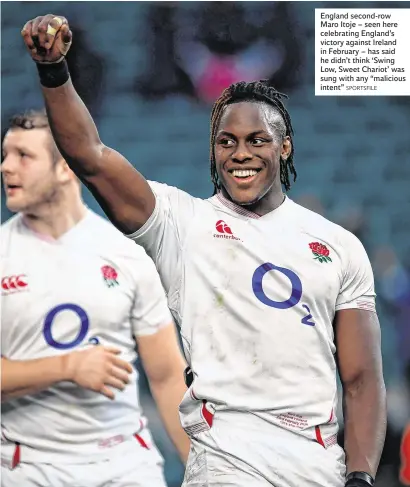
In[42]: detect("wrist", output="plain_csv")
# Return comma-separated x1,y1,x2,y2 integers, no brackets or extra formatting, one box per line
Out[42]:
36,59,70,88
60,352,75,382
345,471,374,487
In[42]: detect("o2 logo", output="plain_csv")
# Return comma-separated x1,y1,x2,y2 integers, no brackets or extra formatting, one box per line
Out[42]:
252,263,315,326
43,303,99,349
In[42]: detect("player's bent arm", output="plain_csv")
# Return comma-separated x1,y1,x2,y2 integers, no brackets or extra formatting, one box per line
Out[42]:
40,79,155,234
1,346,131,402
335,309,387,479
1,355,70,402
136,324,190,464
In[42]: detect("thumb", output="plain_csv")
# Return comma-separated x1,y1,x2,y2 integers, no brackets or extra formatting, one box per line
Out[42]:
102,346,122,355
54,25,72,58
60,24,72,45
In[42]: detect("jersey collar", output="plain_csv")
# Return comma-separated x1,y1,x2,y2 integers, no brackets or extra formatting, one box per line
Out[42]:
212,192,289,220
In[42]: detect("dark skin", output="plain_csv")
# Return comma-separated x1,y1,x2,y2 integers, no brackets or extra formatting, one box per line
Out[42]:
215,102,291,215
21,14,386,480
335,309,386,478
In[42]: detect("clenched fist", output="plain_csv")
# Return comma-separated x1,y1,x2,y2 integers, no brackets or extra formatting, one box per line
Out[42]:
65,346,133,400
21,14,72,64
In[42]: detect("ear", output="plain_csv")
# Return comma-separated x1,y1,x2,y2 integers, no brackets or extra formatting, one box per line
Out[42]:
281,136,292,161
55,158,76,184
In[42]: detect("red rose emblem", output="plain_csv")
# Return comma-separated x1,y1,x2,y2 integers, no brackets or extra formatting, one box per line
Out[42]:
101,265,118,280
101,266,119,287
309,242,332,263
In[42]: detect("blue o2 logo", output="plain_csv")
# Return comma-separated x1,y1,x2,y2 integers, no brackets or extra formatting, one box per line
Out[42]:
43,303,90,350
252,263,315,326
252,263,302,309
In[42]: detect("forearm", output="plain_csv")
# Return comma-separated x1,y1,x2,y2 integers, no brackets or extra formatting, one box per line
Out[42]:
39,63,103,175
2,385,49,402
37,62,155,233
150,376,190,464
1,355,70,401
343,374,387,478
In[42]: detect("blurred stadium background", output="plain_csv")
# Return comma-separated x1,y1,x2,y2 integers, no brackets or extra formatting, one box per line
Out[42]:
1,1,409,486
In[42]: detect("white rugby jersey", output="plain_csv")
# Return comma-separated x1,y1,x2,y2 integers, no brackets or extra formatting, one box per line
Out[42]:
1,210,172,463
127,182,376,447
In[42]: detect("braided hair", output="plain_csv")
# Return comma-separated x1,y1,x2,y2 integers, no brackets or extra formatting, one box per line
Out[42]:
209,80,296,195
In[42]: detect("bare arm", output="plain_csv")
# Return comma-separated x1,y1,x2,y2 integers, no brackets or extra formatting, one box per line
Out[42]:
21,15,155,234
1,347,133,402
335,309,387,478
137,324,190,464
1,355,69,401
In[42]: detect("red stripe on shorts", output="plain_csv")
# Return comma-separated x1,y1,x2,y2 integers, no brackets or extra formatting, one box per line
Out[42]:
12,443,20,469
315,426,325,448
134,433,149,449
201,401,214,428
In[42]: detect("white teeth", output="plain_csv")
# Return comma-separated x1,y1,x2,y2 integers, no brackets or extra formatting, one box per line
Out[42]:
232,169,258,178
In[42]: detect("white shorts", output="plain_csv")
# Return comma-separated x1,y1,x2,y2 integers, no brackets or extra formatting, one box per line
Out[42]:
1,441,167,487
182,411,346,487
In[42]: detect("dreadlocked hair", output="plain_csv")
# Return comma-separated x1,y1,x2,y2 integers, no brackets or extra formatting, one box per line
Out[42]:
209,80,297,195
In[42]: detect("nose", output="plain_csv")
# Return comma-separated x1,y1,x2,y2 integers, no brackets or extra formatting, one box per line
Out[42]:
231,141,252,163
1,154,17,174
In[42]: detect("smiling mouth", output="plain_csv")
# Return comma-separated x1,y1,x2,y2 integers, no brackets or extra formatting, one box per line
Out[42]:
227,168,262,182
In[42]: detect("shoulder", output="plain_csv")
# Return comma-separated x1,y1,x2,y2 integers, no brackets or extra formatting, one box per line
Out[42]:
1,214,22,234
1,214,24,251
287,199,370,271
87,211,150,260
148,181,208,209
287,199,363,250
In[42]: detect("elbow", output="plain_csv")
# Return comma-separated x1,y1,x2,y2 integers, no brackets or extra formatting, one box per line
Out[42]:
64,143,106,179
149,365,186,391
343,369,386,400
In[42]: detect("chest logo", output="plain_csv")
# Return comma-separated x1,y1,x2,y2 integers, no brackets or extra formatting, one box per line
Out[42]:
101,265,119,288
309,242,332,263
1,274,28,293
213,220,241,241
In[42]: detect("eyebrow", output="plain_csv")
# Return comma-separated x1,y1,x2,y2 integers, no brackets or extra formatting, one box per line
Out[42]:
217,130,270,138
2,143,36,158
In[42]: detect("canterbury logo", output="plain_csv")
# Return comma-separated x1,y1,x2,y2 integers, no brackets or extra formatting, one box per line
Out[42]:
215,220,233,235
213,220,240,241
1,275,28,292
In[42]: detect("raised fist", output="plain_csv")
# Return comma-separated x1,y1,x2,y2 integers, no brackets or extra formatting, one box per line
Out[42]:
21,14,72,64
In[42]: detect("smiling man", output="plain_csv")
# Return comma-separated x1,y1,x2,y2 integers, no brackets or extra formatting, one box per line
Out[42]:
20,14,386,487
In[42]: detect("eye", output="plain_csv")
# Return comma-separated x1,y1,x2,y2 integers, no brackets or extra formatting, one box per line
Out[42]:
19,151,28,158
219,138,235,147
251,138,265,146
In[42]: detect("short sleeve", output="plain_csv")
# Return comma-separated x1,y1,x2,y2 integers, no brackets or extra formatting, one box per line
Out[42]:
125,181,197,294
131,255,174,337
335,233,376,312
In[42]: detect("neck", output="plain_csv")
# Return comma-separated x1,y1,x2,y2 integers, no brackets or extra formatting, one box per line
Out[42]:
23,194,87,240
222,179,285,217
